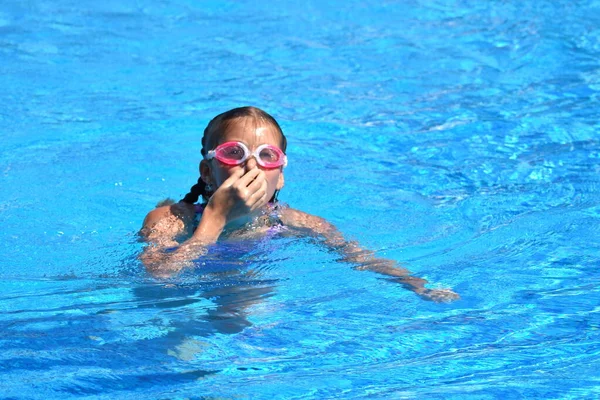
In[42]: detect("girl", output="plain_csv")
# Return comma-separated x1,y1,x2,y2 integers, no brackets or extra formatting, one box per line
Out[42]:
140,106,459,302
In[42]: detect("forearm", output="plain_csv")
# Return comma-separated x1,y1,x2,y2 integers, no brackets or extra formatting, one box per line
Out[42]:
336,242,428,294
144,204,228,275
190,203,227,244
141,240,210,277
144,231,221,278
339,245,460,301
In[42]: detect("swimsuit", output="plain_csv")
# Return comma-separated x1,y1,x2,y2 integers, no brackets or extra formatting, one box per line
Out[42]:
193,202,286,236
194,203,206,215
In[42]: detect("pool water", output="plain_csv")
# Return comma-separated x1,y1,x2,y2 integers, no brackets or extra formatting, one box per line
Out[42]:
2,0,600,398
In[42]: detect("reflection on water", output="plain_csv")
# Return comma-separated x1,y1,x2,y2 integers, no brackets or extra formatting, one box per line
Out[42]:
0,240,283,395
132,280,276,337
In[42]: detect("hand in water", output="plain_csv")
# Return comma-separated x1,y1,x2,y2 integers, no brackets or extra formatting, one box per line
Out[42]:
418,288,460,303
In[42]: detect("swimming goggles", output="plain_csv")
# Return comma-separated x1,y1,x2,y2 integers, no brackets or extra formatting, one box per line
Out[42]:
206,141,287,169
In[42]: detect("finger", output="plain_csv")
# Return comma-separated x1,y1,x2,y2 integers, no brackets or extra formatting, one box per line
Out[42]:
246,170,266,193
237,167,262,188
249,179,269,210
234,169,264,200
220,168,245,188
224,169,258,203
248,182,267,207
250,190,268,212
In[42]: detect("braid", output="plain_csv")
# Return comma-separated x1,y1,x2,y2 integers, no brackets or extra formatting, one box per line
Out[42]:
181,128,210,204
181,177,206,204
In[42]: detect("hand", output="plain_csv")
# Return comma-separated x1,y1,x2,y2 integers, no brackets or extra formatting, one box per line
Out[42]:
418,288,460,303
207,167,269,224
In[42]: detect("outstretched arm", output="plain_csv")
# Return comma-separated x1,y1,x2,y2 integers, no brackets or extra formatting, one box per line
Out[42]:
280,208,459,302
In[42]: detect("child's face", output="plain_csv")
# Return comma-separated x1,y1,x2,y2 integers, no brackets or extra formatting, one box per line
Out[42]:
201,117,285,201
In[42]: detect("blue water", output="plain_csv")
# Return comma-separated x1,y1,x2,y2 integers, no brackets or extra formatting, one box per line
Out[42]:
2,0,600,398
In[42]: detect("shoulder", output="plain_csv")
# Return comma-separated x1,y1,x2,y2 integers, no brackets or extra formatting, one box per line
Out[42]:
143,202,195,227
280,207,332,231
140,202,196,238
279,207,344,244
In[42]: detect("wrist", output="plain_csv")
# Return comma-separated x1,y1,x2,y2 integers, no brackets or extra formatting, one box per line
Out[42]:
192,203,227,243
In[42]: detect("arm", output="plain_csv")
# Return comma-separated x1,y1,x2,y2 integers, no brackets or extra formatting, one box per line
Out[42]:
140,167,270,276
139,203,208,276
280,208,459,302
139,201,238,276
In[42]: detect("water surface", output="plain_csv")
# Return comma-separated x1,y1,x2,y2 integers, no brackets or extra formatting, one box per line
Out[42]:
1,0,600,398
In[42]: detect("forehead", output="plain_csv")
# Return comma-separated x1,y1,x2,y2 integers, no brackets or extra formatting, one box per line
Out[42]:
214,117,282,147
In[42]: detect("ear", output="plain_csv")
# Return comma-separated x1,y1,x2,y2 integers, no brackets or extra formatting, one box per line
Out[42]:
200,160,212,185
276,171,285,190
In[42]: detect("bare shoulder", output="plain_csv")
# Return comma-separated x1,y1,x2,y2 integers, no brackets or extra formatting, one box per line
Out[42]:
280,207,332,231
279,207,346,245
140,202,196,240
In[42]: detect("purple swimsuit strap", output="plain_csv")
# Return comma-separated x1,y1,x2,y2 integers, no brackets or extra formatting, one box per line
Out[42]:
194,203,206,214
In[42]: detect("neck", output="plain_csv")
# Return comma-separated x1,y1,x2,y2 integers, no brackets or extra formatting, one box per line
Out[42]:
223,203,279,232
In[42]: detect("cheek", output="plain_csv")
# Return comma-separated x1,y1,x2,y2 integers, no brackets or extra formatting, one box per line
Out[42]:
264,170,281,189
212,165,240,186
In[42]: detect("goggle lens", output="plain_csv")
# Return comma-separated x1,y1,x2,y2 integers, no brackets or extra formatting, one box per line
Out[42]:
258,147,280,164
216,144,246,162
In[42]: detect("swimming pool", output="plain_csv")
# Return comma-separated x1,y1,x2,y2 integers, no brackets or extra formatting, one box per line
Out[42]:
2,0,600,398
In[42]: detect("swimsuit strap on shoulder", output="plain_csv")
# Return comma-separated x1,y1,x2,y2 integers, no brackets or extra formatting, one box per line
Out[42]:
194,203,206,214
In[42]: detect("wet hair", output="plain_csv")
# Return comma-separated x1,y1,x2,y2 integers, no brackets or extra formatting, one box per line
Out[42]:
180,106,287,204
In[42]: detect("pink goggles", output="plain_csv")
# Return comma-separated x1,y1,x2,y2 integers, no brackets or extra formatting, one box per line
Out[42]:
205,141,287,169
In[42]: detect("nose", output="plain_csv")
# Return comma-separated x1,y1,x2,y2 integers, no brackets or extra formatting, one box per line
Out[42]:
244,155,258,171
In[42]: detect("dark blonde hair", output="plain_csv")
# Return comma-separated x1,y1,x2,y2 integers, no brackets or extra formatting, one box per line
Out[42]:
181,106,287,204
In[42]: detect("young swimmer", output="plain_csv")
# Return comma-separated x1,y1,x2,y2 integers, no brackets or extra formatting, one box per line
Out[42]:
140,106,459,302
